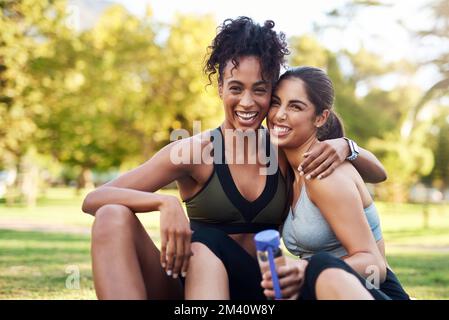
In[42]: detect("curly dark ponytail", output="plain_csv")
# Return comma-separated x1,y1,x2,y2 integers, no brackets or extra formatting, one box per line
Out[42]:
204,16,289,85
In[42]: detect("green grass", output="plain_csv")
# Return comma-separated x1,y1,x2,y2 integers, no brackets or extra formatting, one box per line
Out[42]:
0,188,172,230
0,229,95,299
386,252,449,300
1,187,449,299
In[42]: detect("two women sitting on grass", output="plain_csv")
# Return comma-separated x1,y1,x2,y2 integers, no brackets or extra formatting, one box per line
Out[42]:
82,16,409,300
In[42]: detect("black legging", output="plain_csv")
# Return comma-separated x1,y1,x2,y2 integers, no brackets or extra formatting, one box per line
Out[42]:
191,227,410,300
299,252,409,300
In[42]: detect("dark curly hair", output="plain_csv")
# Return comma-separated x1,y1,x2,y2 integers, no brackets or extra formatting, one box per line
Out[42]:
204,16,289,86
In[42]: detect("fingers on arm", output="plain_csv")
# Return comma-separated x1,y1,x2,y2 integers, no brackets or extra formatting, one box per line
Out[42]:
315,163,338,179
298,142,326,172
160,231,168,269
309,158,336,179
165,231,176,276
165,228,193,278
299,149,319,173
172,232,185,278
180,229,193,278
300,145,332,176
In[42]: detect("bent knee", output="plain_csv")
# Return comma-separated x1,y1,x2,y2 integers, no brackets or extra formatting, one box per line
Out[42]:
190,242,215,259
305,252,350,289
92,204,135,239
308,252,336,269
188,242,227,282
316,268,357,288
189,242,224,269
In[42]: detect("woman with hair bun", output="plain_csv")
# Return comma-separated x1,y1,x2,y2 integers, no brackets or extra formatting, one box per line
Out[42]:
82,17,387,300
260,66,409,300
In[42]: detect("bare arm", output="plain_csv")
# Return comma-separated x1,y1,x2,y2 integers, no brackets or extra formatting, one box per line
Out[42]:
261,167,386,299
351,146,387,184
82,138,195,279
82,139,192,215
82,187,172,215
307,170,387,282
298,138,387,183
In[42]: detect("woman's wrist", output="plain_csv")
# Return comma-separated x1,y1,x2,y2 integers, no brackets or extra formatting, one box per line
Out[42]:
157,194,178,211
339,137,351,159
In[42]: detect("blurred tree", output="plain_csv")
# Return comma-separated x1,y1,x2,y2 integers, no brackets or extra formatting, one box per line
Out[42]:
0,0,68,204
288,35,417,145
128,13,222,162
423,108,449,189
394,0,449,200
32,6,222,190
368,127,434,202
288,35,371,142
401,0,449,137
1,0,223,196
288,31,432,201
33,4,158,190
299,0,441,201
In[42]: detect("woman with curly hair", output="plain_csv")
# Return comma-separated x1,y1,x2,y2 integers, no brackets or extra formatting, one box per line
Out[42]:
82,17,386,300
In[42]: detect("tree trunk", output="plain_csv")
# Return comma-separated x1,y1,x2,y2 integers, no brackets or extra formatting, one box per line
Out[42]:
4,164,18,206
19,155,39,208
76,167,94,195
422,203,430,229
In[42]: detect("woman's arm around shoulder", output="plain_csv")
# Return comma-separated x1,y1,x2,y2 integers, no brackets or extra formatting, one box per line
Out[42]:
298,138,387,183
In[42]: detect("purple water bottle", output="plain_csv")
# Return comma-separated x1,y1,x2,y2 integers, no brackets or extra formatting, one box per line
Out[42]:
254,229,285,300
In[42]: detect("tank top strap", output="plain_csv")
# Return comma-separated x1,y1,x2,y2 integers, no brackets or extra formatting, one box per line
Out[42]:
209,127,225,165
214,126,277,168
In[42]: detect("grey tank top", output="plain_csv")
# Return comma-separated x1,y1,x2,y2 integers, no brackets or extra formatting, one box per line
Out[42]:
282,183,383,259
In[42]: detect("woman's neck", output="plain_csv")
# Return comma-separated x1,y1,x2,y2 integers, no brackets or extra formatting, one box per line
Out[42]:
283,134,319,182
220,122,264,164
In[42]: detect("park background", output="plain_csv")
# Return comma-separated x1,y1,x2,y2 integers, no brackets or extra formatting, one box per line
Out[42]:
0,0,448,299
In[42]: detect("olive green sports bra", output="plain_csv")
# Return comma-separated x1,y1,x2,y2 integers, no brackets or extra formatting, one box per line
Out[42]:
184,127,290,234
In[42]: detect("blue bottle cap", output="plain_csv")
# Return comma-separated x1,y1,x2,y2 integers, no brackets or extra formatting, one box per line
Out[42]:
254,229,280,251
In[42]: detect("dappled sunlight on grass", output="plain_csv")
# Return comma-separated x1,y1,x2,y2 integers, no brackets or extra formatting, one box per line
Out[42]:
386,252,449,299
0,187,173,230
0,230,95,299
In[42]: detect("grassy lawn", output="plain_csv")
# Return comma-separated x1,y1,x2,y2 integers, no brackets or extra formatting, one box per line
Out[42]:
1,188,449,299
0,229,95,299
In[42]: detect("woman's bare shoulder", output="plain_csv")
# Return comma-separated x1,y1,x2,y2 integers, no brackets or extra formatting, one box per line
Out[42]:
170,129,214,150
304,162,356,200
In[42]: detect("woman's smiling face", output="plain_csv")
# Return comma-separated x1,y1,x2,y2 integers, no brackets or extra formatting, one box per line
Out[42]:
219,55,272,131
268,77,321,149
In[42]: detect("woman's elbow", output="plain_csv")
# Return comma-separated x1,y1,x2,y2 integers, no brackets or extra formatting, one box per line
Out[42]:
378,166,387,182
369,254,387,284
377,260,387,284
82,191,97,215
370,165,387,184
354,251,387,283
